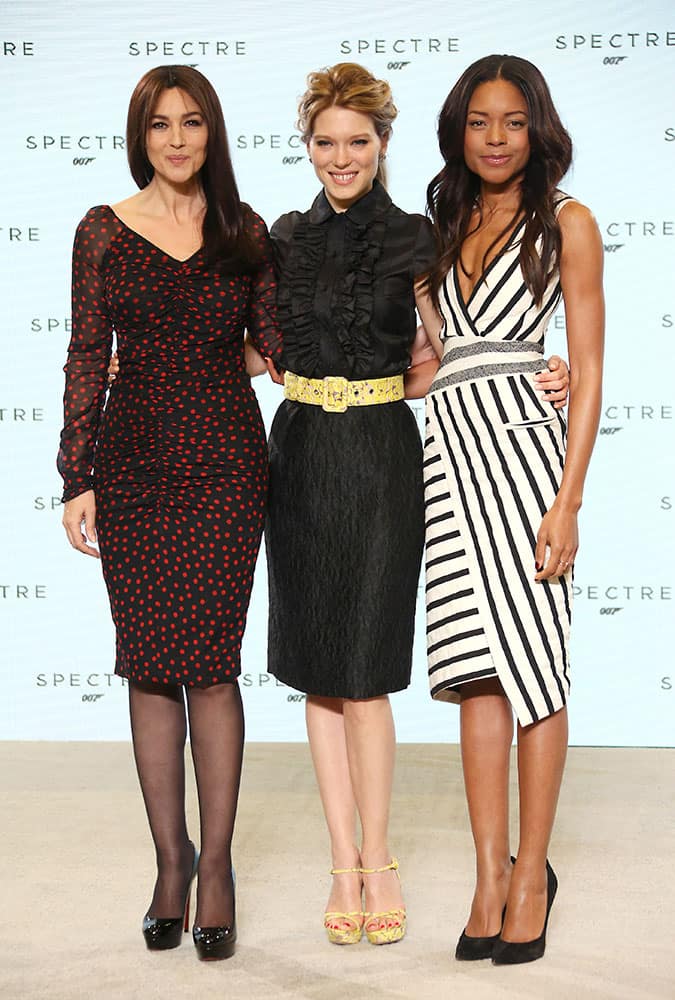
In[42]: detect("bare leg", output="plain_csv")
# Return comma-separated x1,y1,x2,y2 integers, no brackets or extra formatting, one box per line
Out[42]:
342,695,403,922
306,695,362,927
459,678,514,937
186,681,244,928
502,706,568,942
128,680,194,917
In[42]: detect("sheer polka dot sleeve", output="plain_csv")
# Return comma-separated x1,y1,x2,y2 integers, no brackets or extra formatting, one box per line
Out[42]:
57,207,114,502
245,212,283,364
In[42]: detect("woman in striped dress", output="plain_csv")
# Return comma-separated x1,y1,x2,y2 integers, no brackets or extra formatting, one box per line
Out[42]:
420,55,604,964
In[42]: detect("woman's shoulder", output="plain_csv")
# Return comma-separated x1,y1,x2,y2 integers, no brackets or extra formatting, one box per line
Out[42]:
552,194,602,268
270,208,308,241
388,202,433,233
387,204,435,246
553,189,590,218
241,202,273,239
77,204,116,228
73,205,121,258
553,190,597,233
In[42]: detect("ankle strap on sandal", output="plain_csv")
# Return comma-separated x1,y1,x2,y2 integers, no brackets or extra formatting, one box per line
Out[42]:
330,865,362,875
360,857,399,875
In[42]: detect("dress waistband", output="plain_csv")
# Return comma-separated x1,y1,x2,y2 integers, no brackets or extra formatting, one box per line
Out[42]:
432,340,544,392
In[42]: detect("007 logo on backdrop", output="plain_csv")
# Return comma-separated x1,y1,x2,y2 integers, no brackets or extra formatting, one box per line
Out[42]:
599,404,672,438
24,134,124,169
572,583,671,619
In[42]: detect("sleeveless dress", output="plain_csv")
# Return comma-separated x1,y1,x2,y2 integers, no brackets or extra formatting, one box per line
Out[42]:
424,196,573,725
57,205,282,687
265,181,436,699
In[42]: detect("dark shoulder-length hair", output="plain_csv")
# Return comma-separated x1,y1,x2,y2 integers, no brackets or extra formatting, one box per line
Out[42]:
426,54,572,306
126,64,260,268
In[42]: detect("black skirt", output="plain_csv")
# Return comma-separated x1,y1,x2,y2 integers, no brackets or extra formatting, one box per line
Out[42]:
265,398,424,698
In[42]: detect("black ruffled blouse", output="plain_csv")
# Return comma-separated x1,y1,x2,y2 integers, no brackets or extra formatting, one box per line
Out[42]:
271,180,436,380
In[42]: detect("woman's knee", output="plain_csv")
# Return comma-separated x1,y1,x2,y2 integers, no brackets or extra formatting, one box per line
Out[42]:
186,678,241,705
459,677,507,703
342,695,390,726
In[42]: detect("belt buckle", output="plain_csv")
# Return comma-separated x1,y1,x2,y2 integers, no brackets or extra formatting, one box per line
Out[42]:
322,375,349,413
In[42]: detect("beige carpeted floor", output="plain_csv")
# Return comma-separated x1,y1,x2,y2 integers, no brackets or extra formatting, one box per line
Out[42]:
2,742,674,1000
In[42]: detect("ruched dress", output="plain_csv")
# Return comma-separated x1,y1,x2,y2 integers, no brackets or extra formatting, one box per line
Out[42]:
58,205,282,687
265,181,436,698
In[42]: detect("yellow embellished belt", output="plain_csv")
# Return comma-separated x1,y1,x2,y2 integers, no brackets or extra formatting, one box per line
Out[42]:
284,371,405,413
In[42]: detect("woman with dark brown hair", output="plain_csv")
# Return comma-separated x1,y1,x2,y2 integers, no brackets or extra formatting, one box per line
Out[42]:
58,65,282,961
264,61,569,948
423,54,604,964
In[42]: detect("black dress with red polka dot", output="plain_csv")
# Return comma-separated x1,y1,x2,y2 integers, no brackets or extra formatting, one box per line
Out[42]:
58,205,282,687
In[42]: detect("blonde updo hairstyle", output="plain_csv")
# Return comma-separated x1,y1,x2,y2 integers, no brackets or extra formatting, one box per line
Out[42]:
297,62,397,185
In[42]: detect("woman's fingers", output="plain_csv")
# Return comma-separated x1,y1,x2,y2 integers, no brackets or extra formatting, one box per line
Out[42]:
535,545,575,581
535,355,570,408
83,505,98,546
534,530,548,577
535,507,578,580
265,357,285,385
62,493,100,558
107,351,120,384
64,522,100,557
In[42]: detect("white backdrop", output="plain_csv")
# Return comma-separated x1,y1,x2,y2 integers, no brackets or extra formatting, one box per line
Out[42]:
1,0,673,744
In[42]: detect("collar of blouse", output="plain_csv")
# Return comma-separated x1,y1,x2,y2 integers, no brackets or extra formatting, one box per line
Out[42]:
308,177,392,225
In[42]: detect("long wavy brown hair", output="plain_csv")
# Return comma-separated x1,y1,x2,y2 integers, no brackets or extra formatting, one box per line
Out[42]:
126,65,260,268
426,55,572,306
296,62,397,186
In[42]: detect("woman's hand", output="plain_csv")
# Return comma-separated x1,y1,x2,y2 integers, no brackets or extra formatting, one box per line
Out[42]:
535,355,569,409
244,334,285,382
265,358,285,385
244,335,268,376
534,503,578,581
405,360,439,399
404,323,441,398
108,351,120,384
62,489,100,559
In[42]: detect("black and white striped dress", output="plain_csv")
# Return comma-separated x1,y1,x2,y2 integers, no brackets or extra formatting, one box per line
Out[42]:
424,197,572,725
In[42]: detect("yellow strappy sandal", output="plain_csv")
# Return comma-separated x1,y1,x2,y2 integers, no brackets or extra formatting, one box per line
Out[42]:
361,857,406,945
324,865,364,945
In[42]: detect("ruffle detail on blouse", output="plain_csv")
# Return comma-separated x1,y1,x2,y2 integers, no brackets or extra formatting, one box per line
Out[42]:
276,217,327,375
276,203,387,376
332,214,386,372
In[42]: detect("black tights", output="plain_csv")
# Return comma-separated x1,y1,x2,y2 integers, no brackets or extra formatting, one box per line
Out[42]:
129,679,244,926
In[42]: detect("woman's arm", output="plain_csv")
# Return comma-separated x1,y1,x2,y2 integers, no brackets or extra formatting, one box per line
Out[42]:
58,210,114,557
405,323,440,399
244,333,268,376
414,282,444,358
404,283,443,399
245,214,284,369
535,201,604,580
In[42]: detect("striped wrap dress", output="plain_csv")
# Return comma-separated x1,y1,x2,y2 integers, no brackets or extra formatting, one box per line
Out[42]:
424,196,573,725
